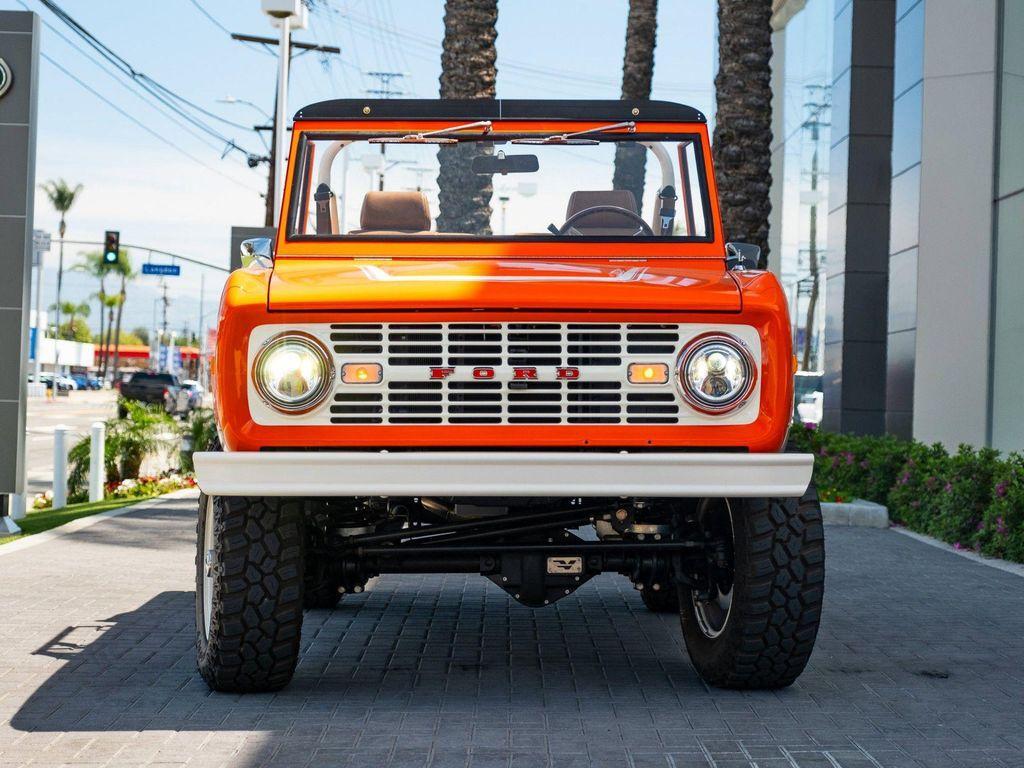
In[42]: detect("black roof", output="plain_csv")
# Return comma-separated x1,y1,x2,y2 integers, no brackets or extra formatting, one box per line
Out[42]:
294,99,706,123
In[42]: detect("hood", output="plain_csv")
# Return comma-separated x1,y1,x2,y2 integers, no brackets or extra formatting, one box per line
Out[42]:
267,258,741,313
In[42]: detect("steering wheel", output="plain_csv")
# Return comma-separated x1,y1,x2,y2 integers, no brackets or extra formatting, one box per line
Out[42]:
550,205,655,237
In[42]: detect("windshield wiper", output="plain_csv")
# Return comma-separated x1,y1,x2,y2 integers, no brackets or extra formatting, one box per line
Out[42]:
511,120,636,146
369,120,493,144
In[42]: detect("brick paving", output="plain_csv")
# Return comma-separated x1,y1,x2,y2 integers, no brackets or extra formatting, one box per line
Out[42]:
1,491,1023,768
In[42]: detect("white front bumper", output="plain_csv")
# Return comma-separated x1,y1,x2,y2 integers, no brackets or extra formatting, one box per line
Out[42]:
193,451,813,499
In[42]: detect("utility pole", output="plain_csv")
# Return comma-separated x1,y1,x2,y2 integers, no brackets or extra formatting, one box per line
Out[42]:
228,30,340,226
799,86,831,373
160,279,170,372
365,72,407,191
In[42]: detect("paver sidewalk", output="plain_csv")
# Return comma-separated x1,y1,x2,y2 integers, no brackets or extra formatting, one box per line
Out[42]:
1,491,1023,768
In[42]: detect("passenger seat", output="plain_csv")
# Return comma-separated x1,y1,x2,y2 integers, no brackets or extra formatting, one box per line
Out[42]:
349,191,432,235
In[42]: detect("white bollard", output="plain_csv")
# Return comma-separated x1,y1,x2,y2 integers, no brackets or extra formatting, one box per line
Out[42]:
53,425,69,509
89,421,106,502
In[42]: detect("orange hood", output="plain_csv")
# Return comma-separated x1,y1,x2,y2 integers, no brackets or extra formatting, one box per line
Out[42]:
267,258,741,313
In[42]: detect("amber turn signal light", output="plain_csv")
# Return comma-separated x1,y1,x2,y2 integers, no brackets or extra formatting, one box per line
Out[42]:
627,363,670,384
340,363,383,384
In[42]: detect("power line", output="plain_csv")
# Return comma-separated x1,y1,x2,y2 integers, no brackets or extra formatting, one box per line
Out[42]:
38,0,263,158
30,6,246,160
39,52,257,192
186,0,233,37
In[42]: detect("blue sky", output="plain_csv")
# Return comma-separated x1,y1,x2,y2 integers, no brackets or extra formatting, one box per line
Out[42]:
4,0,716,337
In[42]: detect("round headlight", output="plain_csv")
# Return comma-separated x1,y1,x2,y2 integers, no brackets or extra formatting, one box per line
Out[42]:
253,332,334,413
678,333,756,413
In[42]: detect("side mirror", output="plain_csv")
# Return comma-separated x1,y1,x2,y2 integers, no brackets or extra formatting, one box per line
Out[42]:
725,242,761,271
240,237,274,269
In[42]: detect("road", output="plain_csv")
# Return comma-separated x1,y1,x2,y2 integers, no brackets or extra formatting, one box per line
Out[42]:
1,494,1023,767
24,390,118,495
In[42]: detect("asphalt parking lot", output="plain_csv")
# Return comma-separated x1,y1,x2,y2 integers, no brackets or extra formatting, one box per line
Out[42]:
23,391,118,495
1,492,1023,768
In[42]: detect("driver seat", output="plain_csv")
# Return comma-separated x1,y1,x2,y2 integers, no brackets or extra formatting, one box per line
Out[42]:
564,190,641,235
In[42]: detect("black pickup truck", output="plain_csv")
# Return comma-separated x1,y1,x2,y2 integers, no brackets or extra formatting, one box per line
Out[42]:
118,371,190,418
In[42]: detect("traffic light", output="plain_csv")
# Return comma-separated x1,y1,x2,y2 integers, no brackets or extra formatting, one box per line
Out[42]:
103,230,120,264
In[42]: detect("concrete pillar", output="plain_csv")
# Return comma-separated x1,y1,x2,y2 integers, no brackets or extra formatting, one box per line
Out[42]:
821,0,896,434
53,425,68,509
0,11,38,532
89,422,105,502
910,0,1000,448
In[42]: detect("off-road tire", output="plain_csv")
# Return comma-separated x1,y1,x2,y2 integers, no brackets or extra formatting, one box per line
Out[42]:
640,583,679,613
196,494,305,692
680,485,825,689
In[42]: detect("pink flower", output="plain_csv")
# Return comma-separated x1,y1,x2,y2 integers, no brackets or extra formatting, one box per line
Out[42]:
995,482,1008,498
944,482,953,493
953,542,963,550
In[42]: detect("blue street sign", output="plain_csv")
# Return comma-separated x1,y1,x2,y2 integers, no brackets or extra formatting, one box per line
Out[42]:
142,263,181,276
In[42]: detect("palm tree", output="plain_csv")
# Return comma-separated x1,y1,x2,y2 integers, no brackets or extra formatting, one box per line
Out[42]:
713,0,773,265
612,0,658,208
435,0,498,235
49,300,90,340
40,179,83,372
108,250,135,381
75,251,116,369
99,293,121,380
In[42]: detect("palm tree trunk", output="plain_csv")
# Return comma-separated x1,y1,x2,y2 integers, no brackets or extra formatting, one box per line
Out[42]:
103,304,115,380
111,279,126,381
436,0,497,235
713,0,774,265
96,289,105,376
613,0,658,209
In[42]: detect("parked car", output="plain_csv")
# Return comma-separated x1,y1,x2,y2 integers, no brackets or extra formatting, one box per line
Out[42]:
180,379,205,410
28,373,72,392
191,99,822,695
118,371,190,417
70,374,102,391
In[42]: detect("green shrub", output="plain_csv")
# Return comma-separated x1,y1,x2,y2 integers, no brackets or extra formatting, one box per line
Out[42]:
975,454,1024,561
180,407,216,473
67,400,177,500
793,422,1024,564
885,441,950,530
929,446,1000,547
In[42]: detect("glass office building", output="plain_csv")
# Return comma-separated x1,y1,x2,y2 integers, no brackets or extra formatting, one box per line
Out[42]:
767,0,1022,450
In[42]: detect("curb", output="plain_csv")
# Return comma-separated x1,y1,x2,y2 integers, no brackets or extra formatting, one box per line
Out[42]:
0,488,200,558
891,526,1024,579
821,498,889,528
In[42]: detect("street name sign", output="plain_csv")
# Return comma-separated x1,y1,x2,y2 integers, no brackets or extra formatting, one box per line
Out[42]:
142,263,181,276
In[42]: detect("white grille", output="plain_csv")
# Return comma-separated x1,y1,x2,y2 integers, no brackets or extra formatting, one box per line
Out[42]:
267,322,760,427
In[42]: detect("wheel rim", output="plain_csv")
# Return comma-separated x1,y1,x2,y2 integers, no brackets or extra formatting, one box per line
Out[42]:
692,498,734,640
202,496,215,640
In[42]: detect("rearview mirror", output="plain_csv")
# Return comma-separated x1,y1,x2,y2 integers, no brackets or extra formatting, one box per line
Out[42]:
725,242,761,271
240,237,274,269
472,152,539,175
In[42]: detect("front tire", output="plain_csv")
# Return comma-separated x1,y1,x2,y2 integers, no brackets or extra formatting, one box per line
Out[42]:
680,486,825,689
196,494,305,692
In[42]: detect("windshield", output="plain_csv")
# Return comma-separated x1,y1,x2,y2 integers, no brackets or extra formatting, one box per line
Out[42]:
287,131,712,241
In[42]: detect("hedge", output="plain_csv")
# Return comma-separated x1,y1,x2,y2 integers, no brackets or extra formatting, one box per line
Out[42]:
789,424,1024,563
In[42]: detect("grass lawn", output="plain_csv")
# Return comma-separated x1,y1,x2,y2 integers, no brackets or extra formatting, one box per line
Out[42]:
0,495,160,546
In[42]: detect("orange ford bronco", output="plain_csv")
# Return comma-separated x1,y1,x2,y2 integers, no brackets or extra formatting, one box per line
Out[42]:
193,99,823,693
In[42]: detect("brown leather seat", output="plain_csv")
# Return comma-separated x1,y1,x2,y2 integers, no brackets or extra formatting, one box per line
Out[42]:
564,190,642,235
349,191,432,235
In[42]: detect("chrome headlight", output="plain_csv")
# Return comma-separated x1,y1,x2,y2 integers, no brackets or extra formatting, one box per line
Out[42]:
253,332,334,413
677,333,756,413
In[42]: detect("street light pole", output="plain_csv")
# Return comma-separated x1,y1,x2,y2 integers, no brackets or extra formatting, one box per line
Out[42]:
273,14,290,226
